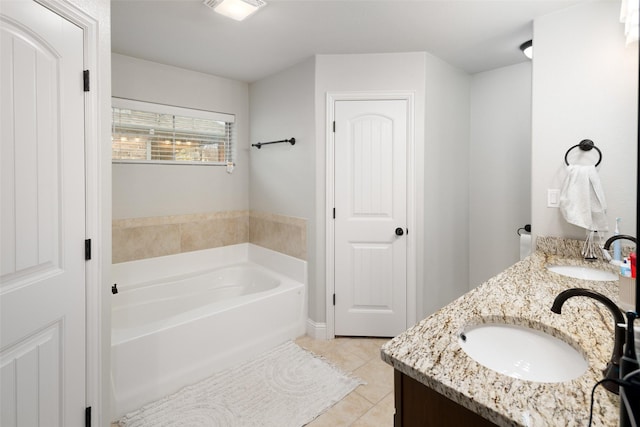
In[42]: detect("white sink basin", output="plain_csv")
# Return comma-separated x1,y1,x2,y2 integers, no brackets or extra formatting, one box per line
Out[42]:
459,323,587,383
546,264,618,281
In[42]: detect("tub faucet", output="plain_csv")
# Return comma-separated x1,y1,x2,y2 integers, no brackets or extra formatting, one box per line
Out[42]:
551,288,625,394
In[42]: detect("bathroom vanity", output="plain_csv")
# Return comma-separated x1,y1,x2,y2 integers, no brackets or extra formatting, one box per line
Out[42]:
381,237,622,426
393,370,499,426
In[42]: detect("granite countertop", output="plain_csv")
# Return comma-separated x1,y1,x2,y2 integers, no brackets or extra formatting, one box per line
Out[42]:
381,237,623,427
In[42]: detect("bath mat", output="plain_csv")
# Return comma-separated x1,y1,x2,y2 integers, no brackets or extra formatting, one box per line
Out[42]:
118,341,364,427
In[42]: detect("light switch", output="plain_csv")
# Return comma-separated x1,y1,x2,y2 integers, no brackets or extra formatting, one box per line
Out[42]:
547,189,560,208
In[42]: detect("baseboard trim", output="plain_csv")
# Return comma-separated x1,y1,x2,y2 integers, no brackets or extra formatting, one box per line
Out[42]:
306,318,327,340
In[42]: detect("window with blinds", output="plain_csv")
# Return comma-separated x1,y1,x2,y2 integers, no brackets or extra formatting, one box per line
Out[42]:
112,98,235,165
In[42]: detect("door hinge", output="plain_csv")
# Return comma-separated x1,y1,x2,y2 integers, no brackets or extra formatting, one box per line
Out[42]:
332,121,335,133
333,293,336,306
85,239,91,260
85,406,91,427
83,70,90,92
333,208,335,219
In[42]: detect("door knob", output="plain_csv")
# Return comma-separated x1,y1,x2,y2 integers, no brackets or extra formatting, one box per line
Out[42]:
395,227,404,236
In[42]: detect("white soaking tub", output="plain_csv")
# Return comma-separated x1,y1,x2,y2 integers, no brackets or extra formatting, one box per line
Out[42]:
110,244,307,419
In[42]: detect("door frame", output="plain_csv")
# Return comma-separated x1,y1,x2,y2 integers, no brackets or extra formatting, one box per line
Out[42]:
31,0,105,424
325,91,417,339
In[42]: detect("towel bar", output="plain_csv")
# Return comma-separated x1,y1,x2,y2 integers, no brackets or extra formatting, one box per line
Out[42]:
252,138,295,149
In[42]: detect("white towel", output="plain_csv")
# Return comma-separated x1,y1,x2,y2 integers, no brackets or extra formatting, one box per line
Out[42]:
559,164,608,231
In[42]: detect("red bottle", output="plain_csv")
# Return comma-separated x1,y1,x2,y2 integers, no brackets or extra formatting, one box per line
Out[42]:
630,251,636,279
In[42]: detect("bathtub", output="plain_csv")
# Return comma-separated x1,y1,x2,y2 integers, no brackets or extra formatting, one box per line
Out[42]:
110,244,307,419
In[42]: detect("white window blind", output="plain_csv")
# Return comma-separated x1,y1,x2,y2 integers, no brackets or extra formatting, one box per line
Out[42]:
112,98,235,165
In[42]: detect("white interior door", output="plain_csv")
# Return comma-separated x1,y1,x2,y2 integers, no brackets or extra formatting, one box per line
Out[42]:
333,99,408,337
1,1,86,425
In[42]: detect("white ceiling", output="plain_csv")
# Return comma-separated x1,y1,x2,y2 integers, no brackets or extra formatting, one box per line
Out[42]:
111,0,588,83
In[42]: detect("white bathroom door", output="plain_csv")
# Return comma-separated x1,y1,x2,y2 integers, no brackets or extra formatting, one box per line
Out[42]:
1,1,87,425
333,99,408,337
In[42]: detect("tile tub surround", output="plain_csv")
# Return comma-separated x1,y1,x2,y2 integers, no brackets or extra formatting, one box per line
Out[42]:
381,237,622,427
112,210,306,263
249,211,307,260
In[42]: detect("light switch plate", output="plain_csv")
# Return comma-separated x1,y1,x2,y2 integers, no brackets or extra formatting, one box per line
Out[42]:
547,189,560,208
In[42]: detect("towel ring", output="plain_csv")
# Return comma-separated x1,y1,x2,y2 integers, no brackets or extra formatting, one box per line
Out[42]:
517,224,531,236
564,139,602,167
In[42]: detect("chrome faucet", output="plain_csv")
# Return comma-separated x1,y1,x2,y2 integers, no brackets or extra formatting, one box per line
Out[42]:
551,288,626,394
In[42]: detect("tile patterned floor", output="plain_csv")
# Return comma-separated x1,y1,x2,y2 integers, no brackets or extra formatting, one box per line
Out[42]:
111,336,394,427
295,336,395,427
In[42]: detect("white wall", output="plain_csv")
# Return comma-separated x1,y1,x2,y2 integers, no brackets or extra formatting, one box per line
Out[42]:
532,1,638,241
111,50,471,328
422,54,471,316
248,52,472,326
249,58,316,216
313,53,427,325
111,54,250,219
311,52,472,323
249,57,317,314
469,62,532,287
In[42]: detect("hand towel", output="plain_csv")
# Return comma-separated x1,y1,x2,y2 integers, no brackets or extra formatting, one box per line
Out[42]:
559,164,608,231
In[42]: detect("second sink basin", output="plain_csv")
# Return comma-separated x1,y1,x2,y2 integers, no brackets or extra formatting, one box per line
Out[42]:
459,323,588,383
546,264,618,281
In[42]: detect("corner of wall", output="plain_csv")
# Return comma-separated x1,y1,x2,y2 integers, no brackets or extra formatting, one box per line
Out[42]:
422,56,471,317
249,211,308,260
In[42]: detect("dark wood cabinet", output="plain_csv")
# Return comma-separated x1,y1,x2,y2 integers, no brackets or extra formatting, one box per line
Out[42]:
394,370,499,427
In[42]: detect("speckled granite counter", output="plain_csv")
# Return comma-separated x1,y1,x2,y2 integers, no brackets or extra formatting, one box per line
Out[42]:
381,237,623,427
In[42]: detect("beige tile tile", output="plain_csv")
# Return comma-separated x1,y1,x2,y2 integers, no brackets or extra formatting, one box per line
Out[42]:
294,334,315,348
337,338,389,362
297,336,390,375
112,224,181,263
297,336,354,357
306,391,373,427
113,210,249,228
297,335,398,424
249,210,306,227
249,216,268,244
321,346,369,373
237,214,250,243
352,357,394,404
294,335,319,353
180,217,241,252
113,211,250,262
351,392,395,427
296,336,344,358
249,215,307,260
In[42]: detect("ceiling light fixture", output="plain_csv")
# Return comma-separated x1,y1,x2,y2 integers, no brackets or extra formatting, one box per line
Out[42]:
519,40,533,59
203,0,266,21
